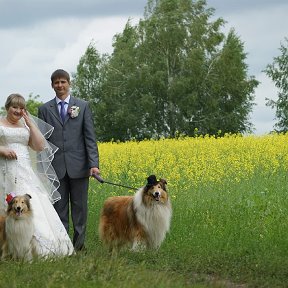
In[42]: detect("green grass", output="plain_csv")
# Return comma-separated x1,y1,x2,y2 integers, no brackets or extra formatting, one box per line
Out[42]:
1,169,288,287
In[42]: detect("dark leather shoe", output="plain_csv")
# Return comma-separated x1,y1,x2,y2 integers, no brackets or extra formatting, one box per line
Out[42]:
75,245,86,253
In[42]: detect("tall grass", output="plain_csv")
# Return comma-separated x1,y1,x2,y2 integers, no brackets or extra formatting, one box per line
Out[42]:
1,133,288,287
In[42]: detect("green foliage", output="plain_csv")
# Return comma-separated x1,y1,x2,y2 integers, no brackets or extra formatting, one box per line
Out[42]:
72,0,259,141
71,41,106,103
26,94,43,116
0,106,5,116
205,29,258,134
265,37,288,132
71,41,109,132
98,21,148,141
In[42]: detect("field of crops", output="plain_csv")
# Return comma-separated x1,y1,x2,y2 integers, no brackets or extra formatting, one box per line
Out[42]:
1,133,288,287
99,133,288,190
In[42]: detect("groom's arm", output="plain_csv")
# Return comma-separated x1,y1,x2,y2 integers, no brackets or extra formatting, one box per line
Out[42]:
82,102,99,169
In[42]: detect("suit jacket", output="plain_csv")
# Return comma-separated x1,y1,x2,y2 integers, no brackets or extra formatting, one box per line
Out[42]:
38,96,99,179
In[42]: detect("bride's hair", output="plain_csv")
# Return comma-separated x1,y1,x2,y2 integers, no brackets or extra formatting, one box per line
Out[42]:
5,93,26,110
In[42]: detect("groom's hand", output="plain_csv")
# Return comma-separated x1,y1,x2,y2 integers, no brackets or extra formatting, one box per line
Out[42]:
90,167,100,177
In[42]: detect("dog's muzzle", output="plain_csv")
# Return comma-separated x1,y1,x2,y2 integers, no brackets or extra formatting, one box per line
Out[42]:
15,206,23,216
153,191,161,201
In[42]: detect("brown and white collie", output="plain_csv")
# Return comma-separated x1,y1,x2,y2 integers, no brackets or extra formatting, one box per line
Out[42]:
0,194,37,261
99,175,172,252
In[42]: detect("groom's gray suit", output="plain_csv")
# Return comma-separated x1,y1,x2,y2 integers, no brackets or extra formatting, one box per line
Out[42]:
38,96,99,250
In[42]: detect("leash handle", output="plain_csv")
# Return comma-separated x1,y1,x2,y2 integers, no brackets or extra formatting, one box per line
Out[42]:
92,174,105,183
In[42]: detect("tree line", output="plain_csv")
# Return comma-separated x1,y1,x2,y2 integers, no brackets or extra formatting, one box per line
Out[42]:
2,0,287,141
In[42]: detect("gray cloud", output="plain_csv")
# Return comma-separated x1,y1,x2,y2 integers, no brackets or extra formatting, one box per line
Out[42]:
2,0,287,29
0,0,147,28
206,0,287,14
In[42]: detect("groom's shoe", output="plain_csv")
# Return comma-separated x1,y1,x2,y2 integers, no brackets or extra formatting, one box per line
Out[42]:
75,244,86,252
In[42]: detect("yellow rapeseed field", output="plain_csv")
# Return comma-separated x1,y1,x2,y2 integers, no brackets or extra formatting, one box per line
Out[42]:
98,133,288,193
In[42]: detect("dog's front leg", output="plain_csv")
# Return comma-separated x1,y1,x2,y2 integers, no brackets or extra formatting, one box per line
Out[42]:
1,242,9,260
26,236,38,262
131,240,146,252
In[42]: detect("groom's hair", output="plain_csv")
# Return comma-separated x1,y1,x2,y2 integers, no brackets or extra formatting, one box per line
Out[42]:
51,69,70,84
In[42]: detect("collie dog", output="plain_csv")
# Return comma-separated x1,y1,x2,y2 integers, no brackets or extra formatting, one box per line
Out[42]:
0,194,37,261
99,175,172,252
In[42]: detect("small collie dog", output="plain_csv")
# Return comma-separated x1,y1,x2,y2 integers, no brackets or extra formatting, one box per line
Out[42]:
99,175,172,252
0,194,37,261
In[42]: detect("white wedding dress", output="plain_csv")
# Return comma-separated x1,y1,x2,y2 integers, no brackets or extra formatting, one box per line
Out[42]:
0,125,74,257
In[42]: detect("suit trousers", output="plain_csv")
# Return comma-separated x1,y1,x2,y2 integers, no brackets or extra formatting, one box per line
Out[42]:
53,173,89,251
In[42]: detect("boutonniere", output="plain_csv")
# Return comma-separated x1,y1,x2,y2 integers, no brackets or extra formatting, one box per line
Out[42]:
68,106,80,118
6,192,16,204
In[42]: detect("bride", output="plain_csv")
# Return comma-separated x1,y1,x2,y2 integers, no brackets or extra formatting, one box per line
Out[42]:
0,93,74,257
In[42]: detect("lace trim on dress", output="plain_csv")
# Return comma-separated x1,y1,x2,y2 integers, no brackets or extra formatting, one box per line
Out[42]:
28,114,61,204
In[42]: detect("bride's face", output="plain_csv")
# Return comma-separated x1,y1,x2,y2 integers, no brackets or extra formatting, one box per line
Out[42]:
7,105,24,122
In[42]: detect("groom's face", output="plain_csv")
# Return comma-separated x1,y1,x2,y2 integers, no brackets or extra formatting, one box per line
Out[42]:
52,77,70,99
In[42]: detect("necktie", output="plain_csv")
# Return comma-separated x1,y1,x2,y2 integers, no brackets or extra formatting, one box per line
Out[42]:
59,101,66,122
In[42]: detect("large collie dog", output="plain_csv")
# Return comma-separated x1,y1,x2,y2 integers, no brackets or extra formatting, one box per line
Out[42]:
99,175,172,252
0,194,37,261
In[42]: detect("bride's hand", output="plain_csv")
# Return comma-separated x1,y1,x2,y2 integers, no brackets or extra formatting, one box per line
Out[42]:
22,109,33,128
0,148,17,160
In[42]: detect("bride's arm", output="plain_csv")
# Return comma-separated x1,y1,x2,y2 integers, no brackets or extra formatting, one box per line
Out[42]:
22,111,45,151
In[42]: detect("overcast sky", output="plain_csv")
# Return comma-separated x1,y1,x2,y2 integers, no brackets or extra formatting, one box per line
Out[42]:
0,0,287,135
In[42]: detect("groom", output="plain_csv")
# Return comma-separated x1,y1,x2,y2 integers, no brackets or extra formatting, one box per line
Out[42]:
38,69,100,251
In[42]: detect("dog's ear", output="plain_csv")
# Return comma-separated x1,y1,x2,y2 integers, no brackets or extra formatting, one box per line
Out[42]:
7,198,15,213
159,178,167,190
25,194,32,199
146,175,157,187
